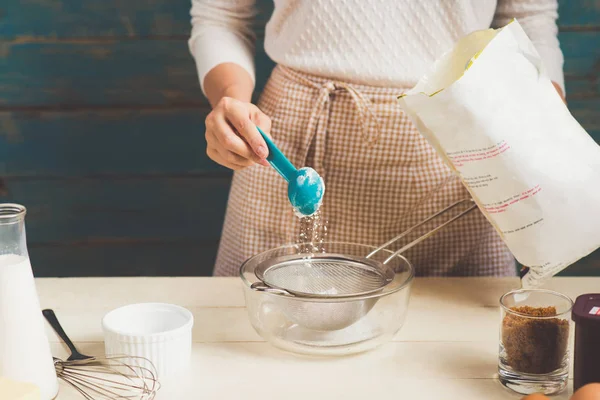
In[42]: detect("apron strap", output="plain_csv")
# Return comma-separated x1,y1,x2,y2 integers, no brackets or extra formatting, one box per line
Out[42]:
278,66,382,176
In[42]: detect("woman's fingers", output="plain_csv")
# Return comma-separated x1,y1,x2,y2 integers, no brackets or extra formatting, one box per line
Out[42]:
206,146,253,170
250,104,272,137
206,130,254,168
219,97,269,159
249,106,272,166
210,116,261,162
204,97,273,170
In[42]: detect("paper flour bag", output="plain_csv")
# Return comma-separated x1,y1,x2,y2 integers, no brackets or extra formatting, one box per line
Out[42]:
397,19,600,288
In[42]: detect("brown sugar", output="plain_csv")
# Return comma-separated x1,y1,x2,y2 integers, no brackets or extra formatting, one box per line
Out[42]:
502,306,570,374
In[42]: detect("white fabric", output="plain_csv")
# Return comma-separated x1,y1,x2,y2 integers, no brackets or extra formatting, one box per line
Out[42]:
188,0,565,95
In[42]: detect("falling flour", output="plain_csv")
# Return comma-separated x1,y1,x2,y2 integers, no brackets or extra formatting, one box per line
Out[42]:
296,209,328,255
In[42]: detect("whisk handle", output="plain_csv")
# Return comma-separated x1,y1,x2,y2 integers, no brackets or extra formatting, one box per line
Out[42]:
42,309,88,361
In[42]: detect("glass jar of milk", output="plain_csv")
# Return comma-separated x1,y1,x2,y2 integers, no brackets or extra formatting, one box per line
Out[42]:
0,204,59,399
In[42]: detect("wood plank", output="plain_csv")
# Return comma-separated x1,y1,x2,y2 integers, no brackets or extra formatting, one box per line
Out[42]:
0,0,191,38
0,40,202,107
568,99,600,140
558,0,600,29
35,276,599,339
69,341,502,379
0,34,593,107
0,39,275,107
42,307,258,343
33,276,600,313
1,0,596,39
49,342,568,400
23,212,599,278
27,228,598,278
36,276,247,310
40,277,592,399
0,0,273,38
40,281,600,343
0,108,229,177
565,79,600,100
37,275,520,343
29,241,220,277
32,294,554,344
0,99,597,179
0,177,231,244
41,305,502,344
559,32,600,78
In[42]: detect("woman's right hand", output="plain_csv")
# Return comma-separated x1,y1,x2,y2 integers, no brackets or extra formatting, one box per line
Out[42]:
205,96,272,170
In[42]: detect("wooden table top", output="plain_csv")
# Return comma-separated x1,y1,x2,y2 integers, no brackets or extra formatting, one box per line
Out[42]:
37,276,597,399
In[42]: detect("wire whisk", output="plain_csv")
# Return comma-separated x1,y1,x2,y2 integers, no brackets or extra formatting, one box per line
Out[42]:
43,309,160,400
54,355,159,400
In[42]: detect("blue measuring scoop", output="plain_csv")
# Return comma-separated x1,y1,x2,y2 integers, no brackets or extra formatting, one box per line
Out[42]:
256,126,325,216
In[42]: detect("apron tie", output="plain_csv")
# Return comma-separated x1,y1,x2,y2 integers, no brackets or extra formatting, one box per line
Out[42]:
278,66,382,177
304,81,334,175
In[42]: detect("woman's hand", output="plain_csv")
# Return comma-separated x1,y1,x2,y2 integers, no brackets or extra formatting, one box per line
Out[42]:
202,62,271,171
205,96,271,170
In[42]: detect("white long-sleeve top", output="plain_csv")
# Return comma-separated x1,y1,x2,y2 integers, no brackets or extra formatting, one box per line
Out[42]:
189,0,565,95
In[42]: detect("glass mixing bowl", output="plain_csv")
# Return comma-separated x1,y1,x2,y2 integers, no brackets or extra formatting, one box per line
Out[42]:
240,242,414,356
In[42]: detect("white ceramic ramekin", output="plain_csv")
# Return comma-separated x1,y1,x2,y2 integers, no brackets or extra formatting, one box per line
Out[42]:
102,303,193,378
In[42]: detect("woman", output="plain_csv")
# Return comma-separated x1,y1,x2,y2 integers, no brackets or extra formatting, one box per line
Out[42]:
188,0,566,277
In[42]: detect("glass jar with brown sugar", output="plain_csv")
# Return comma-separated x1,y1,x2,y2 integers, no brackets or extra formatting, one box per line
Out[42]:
498,289,573,396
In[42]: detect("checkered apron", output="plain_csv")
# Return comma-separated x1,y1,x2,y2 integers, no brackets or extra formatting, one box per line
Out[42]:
213,65,516,277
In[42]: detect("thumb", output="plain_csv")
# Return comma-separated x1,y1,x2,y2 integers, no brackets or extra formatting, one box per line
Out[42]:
250,107,273,166
223,100,269,159
249,107,272,166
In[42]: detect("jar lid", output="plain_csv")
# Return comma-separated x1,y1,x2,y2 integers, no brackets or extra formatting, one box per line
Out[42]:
572,293,600,325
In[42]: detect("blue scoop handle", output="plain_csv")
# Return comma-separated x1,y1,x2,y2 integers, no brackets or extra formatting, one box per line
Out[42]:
256,126,297,183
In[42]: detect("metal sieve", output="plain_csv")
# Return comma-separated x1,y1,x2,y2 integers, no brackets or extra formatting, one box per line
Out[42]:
248,176,478,331
251,197,477,300
253,254,395,298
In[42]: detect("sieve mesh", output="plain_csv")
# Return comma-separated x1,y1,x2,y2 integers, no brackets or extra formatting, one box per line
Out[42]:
256,256,393,297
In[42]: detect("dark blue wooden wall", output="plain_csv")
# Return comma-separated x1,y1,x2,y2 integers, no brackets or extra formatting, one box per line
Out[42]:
0,1,598,277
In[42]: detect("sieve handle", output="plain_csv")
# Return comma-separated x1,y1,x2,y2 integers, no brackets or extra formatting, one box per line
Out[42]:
250,282,295,296
367,198,477,263
383,201,477,264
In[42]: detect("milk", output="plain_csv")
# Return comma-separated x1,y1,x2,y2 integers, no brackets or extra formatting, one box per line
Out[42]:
0,254,59,399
